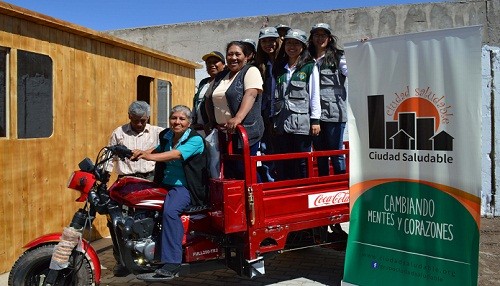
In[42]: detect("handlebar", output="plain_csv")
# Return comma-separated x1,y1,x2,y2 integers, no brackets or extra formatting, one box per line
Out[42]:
106,144,133,160
80,145,132,180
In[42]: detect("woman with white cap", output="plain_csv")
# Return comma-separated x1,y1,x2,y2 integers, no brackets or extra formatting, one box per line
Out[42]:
240,38,257,65
308,23,348,176
272,28,320,180
254,26,282,182
275,24,291,40
255,27,281,119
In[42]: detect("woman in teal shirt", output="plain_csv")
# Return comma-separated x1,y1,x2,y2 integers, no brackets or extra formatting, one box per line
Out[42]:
131,105,208,278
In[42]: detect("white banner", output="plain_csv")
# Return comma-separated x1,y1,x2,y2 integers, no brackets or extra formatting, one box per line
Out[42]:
342,26,482,286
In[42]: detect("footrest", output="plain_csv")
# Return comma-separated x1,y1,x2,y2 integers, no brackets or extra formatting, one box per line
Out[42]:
136,272,177,282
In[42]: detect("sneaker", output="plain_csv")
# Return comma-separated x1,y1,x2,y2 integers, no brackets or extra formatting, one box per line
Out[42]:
154,263,180,277
329,223,348,241
113,264,130,277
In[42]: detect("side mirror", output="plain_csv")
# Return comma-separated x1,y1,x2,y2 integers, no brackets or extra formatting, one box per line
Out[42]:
78,157,94,172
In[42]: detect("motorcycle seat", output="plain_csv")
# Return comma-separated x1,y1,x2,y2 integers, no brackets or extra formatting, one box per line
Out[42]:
183,205,210,214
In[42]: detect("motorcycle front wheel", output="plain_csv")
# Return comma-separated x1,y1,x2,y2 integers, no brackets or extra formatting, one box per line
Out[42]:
8,243,94,286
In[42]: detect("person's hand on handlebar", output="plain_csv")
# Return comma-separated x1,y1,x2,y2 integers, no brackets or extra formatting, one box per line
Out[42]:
130,149,152,161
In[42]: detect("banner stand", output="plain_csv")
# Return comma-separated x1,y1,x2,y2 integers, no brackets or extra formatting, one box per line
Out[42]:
341,26,482,286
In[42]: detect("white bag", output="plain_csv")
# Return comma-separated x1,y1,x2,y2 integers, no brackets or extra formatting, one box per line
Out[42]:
205,129,221,178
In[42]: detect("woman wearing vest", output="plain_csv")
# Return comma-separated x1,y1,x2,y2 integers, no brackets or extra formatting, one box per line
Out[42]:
256,26,282,121
308,23,348,175
204,41,264,180
131,105,209,278
255,26,282,182
192,51,226,133
272,29,321,180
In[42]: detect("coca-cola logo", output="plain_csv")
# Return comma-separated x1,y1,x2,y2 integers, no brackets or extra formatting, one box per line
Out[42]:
308,190,349,208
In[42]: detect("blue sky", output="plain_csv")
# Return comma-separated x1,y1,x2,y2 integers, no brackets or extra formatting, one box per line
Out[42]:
4,0,443,31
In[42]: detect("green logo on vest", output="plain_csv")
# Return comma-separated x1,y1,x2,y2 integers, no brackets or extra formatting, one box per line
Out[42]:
296,71,307,81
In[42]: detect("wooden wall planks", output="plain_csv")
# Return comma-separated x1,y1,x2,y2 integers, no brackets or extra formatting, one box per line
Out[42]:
0,3,197,273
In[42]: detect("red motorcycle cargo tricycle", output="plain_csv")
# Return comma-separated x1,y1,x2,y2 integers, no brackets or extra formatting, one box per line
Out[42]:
8,126,350,285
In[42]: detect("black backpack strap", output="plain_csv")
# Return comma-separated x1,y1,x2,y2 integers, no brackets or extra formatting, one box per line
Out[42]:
153,128,170,185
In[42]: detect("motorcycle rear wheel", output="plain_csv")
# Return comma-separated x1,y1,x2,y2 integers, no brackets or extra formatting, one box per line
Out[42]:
8,243,94,286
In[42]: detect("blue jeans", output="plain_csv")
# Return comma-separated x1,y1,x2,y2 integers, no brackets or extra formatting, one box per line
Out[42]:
274,133,312,180
223,138,261,182
160,186,191,264
258,121,276,182
313,121,346,176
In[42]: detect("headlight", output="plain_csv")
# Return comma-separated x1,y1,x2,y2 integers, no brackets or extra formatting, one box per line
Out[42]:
67,170,96,202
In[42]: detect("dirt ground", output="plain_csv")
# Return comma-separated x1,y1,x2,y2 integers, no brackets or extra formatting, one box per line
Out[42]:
479,217,500,286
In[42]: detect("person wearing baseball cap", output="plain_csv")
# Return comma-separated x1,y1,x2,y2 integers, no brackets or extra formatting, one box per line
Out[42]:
275,24,291,40
310,22,333,35
308,23,348,176
259,26,279,39
192,51,226,130
201,51,225,63
254,26,281,182
284,28,308,45
272,28,320,180
256,26,281,120
240,38,257,64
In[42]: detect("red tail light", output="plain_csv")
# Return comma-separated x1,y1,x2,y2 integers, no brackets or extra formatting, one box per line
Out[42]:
67,171,96,202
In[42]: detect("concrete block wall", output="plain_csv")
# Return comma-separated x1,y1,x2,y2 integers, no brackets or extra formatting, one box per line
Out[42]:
107,1,496,67
107,0,499,216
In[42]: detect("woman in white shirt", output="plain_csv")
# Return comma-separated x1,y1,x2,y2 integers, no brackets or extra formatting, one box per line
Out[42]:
308,23,348,176
204,41,264,180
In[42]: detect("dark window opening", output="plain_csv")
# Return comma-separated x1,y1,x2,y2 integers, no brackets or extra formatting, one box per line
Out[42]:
17,50,53,138
137,75,152,105
0,48,6,137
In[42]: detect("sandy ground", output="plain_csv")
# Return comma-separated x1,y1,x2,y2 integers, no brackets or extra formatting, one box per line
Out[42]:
0,219,498,285
478,217,500,286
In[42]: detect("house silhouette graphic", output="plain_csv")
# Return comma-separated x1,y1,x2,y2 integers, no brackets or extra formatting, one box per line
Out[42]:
432,131,454,151
390,129,414,150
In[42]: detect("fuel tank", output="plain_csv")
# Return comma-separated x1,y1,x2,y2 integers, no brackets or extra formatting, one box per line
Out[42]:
108,176,168,210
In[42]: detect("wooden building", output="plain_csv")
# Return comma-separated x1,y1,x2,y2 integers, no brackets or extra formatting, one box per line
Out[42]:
0,2,199,273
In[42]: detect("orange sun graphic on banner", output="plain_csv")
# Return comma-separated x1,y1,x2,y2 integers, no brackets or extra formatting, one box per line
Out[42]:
393,97,440,131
